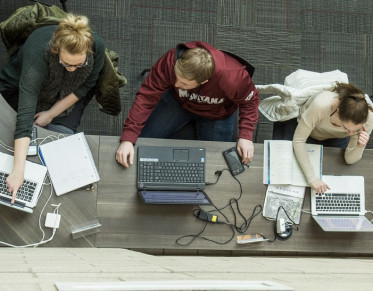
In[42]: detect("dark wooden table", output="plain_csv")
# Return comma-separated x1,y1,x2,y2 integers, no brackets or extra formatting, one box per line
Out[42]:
0,95,98,247
1,94,373,255
96,136,373,256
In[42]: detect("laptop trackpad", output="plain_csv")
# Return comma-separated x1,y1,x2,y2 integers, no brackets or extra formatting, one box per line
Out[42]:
173,149,189,161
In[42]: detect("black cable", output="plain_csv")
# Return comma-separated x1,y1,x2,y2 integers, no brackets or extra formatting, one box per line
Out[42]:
176,208,236,246
207,169,251,233
273,206,299,241
215,204,263,234
205,169,225,185
176,167,263,246
276,205,299,231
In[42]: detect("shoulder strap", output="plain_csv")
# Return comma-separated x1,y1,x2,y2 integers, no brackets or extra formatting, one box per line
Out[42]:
175,43,189,61
221,50,255,78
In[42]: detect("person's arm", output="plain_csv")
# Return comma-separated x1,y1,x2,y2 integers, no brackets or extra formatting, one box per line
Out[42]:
120,50,176,145
236,138,254,164
344,123,372,164
292,120,330,192
33,93,79,127
116,50,175,168
6,137,30,204
115,141,134,168
292,99,331,193
231,71,260,163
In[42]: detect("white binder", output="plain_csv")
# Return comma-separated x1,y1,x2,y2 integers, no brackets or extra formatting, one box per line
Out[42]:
39,132,99,196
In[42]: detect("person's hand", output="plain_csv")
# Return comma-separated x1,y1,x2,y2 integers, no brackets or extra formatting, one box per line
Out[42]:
116,141,134,168
236,138,254,164
6,170,24,204
357,126,370,148
310,179,330,193
34,111,53,127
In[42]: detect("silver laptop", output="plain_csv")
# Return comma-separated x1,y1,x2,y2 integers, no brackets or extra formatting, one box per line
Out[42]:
311,175,373,232
0,152,47,213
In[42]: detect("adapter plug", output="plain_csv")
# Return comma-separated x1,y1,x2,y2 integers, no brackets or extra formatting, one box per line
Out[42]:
198,210,218,223
275,218,293,241
45,213,61,229
276,218,286,234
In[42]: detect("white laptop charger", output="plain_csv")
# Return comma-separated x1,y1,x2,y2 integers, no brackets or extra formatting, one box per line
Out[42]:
45,213,61,229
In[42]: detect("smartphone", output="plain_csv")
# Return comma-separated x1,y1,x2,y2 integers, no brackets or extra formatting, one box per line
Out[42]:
222,147,245,176
27,126,38,156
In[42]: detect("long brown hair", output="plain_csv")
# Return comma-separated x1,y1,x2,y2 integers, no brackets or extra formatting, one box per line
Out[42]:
334,83,369,124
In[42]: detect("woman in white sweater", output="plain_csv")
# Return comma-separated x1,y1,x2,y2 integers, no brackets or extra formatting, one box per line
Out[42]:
293,83,373,193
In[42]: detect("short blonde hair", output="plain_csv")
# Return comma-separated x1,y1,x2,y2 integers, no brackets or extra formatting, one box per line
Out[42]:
174,47,214,83
50,14,93,55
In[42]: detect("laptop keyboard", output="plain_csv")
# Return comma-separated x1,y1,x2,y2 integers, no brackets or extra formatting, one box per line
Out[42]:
138,161,204,184
0,171,37,202
315,192,361,213
139,190,211,205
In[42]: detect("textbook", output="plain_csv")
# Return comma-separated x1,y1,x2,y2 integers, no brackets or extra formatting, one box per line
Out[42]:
263,140,322,187
39,132,100,196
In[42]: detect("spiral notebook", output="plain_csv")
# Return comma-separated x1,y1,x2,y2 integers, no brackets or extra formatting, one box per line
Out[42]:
38,133,99,196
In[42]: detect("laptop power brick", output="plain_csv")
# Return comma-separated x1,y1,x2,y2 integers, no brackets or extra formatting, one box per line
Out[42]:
45,213,61,229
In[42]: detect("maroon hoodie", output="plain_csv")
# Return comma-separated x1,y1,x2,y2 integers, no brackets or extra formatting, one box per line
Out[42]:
121,41,259,144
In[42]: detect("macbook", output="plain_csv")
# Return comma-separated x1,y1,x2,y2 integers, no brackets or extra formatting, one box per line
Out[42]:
311,175,373,232
0,152,47,213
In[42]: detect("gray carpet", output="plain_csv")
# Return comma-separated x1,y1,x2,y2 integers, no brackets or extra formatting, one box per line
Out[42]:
1,0,373,147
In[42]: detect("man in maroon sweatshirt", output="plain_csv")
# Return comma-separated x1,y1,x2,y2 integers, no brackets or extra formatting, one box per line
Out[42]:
116,41,259,168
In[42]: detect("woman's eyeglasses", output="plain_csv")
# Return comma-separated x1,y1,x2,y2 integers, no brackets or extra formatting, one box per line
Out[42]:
59,58,88,68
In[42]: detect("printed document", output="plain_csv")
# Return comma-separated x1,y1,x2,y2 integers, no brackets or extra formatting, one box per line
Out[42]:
263,184,305,224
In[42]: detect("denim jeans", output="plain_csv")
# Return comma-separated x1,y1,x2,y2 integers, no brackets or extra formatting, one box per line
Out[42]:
272,118,349,148
44,123,75,134
140,89,235,142
1,87,93,134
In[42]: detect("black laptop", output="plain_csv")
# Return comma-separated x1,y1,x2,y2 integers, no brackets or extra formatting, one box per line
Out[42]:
137,146,212,205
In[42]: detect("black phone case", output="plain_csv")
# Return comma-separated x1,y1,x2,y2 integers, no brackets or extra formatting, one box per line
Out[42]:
222,147,245,176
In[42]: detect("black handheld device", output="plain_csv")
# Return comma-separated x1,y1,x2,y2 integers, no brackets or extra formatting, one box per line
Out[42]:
222,147,245,176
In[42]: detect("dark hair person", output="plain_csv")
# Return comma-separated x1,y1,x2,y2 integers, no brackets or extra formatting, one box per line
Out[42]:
293,83,373,193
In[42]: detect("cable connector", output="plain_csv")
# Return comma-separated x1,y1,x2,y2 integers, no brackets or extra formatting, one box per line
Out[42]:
198,209,218,223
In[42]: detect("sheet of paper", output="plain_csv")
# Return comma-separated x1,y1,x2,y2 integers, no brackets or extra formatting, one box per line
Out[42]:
265,140,293,184
263,184,306,224
292,143,322,186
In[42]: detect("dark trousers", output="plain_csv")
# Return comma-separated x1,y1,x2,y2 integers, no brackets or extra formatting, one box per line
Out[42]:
1,87,94,133
140,89,235,142
272,118,349,148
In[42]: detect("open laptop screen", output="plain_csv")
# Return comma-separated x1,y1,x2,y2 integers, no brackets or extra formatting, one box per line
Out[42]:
313,216,373,232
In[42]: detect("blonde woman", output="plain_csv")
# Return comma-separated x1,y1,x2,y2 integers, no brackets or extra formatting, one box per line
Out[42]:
0,14,105,203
